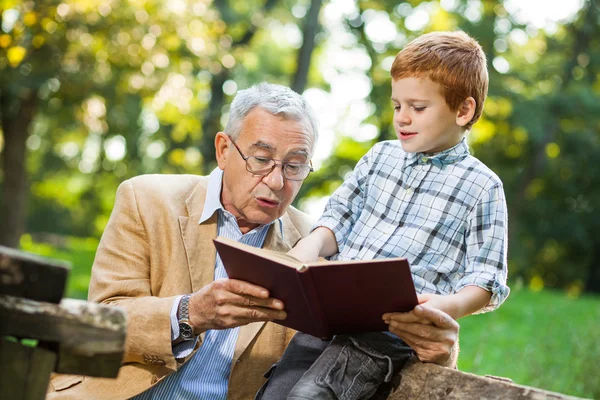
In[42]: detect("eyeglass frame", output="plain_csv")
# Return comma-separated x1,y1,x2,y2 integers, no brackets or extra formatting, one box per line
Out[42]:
228,136,314,181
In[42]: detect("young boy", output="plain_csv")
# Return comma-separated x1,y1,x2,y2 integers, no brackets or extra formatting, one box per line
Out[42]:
256,31,509,400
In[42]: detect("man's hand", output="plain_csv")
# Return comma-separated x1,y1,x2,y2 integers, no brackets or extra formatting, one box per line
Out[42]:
188,278,286,332
383,304,459,367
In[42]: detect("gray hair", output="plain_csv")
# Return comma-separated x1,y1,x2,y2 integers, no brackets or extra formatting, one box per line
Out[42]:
224,82,319,148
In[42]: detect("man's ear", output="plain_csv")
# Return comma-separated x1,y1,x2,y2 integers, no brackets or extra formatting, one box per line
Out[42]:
215,132,230,170
456,97,476,127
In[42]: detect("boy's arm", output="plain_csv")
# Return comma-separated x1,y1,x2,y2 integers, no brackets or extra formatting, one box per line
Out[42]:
464,183,510,310
288,227,338,263
312,145,376,252
417,286,492,320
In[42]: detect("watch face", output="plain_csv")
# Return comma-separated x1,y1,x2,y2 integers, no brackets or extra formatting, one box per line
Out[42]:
179,323,194,340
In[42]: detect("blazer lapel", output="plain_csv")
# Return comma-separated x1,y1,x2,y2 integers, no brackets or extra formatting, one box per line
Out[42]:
179,177,218,293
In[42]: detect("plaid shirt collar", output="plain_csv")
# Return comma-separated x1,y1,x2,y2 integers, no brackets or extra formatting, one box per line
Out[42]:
404,137,470,168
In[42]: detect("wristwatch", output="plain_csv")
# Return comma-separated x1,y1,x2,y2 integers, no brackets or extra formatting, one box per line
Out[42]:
177,294,195,341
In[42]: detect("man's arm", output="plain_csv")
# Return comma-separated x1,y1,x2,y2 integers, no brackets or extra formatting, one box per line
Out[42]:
88,180,180,369
90,180,290,369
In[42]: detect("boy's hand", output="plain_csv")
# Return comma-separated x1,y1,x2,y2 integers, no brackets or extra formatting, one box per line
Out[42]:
383,305,459,367
287,240,320,264
287,227,338,264
415,293,457,319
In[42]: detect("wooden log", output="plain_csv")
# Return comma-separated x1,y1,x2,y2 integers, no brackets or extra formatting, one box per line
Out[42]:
0,295,126,378
0,246,69,303
388,359,586,400
0,338,57,400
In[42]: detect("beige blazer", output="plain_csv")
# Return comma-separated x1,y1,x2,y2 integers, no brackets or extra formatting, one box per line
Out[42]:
48,174,313,400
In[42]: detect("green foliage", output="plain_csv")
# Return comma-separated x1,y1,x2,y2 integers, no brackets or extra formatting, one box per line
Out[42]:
459,287,600,398
1,0,316,238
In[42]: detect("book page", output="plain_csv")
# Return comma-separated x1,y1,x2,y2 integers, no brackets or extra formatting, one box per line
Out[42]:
260,248,303,265
213,236,301,269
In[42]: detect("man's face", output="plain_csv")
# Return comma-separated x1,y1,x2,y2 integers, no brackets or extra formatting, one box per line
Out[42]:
391,77,466,155
216,107,314,233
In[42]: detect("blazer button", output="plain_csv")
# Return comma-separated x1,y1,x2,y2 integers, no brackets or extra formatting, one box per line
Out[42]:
143,354,166,366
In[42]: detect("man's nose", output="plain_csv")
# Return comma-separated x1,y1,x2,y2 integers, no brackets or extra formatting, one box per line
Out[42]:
262,164,285,191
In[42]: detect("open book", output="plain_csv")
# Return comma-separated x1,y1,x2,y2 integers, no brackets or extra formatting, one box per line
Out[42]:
213,236,418,338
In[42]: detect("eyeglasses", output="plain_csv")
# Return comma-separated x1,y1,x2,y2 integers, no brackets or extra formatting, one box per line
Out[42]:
229,137,314,181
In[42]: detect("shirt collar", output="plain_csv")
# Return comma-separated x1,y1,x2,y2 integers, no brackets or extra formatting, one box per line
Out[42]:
404,137,470,168
199,167,225,224
198,168,283,237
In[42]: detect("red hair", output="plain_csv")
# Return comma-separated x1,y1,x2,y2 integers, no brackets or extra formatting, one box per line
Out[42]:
391,31,488,130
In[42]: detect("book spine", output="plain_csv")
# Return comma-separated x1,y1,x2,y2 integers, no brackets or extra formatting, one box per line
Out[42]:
298,268,330,339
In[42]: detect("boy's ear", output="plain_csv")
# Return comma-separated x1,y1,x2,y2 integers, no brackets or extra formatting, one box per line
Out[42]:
456,97,476,127
215,132,230,170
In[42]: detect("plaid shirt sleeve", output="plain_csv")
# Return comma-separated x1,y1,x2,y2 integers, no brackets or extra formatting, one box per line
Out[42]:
457,183,510,312
314,147,374,248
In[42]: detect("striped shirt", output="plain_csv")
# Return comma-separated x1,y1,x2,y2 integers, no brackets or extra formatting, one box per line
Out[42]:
318,139,509,311
133,168,277,400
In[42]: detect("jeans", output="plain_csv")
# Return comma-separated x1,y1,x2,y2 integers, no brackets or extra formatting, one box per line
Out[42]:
256,331,414,400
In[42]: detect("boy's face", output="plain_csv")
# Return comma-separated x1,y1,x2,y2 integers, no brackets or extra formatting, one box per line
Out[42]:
391,77,466,155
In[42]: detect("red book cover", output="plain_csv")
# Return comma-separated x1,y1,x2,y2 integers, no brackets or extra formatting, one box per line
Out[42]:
213,236,418,338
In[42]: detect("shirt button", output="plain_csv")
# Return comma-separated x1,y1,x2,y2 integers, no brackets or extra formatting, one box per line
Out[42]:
421,156,429,163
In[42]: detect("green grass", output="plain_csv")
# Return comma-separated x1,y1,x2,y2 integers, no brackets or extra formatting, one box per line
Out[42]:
458,287,600,398
19,236,600,398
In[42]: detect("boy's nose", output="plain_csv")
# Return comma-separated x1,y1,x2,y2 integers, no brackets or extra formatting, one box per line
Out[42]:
396,110,411,125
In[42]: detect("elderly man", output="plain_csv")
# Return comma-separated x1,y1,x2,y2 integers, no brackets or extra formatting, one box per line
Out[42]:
48,82,459,400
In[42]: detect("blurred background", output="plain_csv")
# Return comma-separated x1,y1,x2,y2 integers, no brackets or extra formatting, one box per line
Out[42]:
1,0,599,397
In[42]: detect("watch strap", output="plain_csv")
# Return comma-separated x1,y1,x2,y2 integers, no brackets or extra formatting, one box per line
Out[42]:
179,294,191,321
177,294,195,341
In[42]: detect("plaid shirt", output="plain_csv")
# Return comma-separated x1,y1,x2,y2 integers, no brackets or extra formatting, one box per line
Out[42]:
317,138,509,311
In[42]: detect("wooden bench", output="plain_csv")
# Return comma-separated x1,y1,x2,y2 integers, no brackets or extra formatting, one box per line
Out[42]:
0,246,126,400
387,360,584,399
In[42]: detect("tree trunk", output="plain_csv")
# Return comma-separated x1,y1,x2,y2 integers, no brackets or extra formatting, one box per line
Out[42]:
200,69,229,174
584,241,600,293
0,91,37,248
291,0,322,94
200,0,279,174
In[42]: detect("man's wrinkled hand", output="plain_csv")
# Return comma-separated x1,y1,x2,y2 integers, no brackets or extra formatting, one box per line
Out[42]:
383,305,459,366
188,278,286,333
